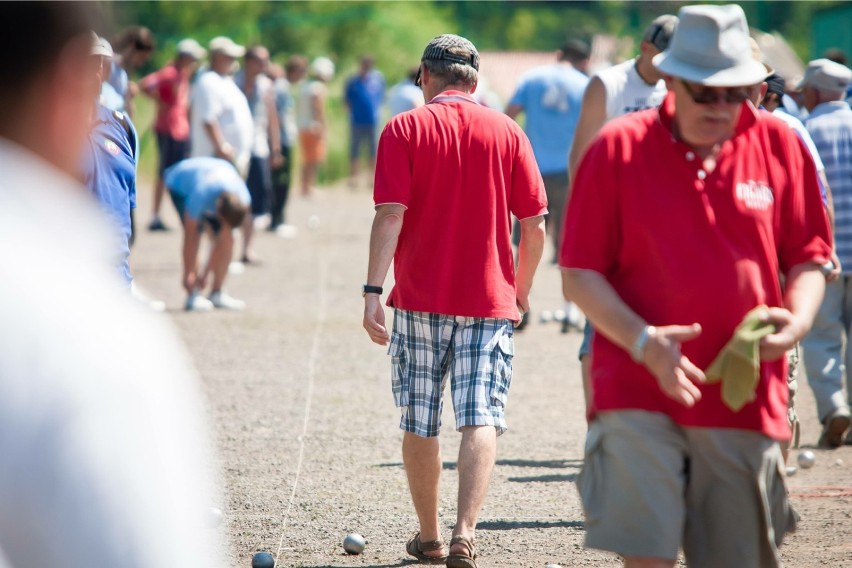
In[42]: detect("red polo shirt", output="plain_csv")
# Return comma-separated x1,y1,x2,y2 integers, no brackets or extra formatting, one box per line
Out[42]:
374,91,547,320
559,92,832,439
140,63,191,141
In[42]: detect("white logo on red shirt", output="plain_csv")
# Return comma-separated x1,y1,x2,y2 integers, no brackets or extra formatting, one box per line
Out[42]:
735,180,774,211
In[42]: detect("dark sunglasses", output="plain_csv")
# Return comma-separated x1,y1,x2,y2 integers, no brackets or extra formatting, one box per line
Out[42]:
680,79,750,105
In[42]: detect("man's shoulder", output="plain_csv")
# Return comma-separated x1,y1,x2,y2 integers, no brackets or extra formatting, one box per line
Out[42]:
598,106,656,139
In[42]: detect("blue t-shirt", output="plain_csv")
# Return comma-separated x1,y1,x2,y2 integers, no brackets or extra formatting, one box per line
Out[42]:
345,70,385,126
83,105,138,287
508,64,589,174
164,157,251,221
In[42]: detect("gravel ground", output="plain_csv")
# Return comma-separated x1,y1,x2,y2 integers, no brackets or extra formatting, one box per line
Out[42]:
130,181,852,568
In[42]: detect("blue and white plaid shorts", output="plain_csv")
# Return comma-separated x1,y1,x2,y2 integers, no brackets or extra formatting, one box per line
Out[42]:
387,309,514,437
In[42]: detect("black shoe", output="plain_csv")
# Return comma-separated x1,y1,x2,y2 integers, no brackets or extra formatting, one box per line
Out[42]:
148,218,169,231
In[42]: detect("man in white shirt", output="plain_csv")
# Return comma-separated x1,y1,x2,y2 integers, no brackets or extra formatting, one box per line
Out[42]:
190,36,254,178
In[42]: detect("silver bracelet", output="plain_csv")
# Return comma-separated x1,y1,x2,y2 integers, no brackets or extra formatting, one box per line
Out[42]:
630,325,656,363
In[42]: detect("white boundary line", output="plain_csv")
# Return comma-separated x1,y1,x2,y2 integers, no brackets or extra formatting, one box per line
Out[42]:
273,254,329,563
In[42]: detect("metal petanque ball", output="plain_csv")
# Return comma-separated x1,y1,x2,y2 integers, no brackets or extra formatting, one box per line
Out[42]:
545,564,563,568
343,533,366,555
797,450,816,469
539,310,553,323
785,465,797,477
251,551,275,568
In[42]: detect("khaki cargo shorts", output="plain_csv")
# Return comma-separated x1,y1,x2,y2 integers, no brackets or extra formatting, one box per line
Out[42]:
577,411,796,567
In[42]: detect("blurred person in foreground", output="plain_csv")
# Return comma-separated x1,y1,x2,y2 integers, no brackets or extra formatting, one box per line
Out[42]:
568,13,677,409
797,58,852,448
560,5,831,567
140,38,206,232
363,34,546,568
0,3,225,568
165,157,251,312
297,56,334,197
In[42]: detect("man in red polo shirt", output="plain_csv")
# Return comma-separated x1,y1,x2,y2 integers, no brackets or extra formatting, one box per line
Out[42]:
362,34,546,568
141,39,206,231
560,5,832,568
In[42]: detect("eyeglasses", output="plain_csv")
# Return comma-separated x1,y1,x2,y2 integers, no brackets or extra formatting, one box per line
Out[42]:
680,79,750,105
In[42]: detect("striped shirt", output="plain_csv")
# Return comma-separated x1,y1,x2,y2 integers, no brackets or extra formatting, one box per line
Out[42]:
806,100,852,273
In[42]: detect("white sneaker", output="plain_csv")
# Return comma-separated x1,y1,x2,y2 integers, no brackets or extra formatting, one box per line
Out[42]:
208,290,245,310
185,291,214,312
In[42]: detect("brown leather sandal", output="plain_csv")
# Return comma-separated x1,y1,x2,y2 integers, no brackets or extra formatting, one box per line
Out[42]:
446,535,478,568
405,532,447,565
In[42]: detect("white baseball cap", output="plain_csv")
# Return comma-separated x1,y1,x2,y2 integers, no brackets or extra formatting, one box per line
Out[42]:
177,38,206,60
310,56,335,81
797,58,852,92
208,36,245,58
90,32,113,58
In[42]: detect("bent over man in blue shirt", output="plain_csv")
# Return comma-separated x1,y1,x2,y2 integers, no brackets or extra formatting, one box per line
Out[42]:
164,157,251,311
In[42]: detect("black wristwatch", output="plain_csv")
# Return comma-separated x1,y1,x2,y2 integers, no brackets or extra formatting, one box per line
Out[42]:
362,284,383,297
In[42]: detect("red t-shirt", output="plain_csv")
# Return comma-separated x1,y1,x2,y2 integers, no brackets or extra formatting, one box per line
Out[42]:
140,63,190,140
559,92,832,440
374,91,547,320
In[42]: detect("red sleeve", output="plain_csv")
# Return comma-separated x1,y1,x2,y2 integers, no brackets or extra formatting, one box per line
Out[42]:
558,131,622,275
373,118,412,207
768,122,833,273
509,128,547,219
139,68,163,93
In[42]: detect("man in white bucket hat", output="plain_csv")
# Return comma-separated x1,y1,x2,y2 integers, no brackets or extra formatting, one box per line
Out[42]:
559,5,832,567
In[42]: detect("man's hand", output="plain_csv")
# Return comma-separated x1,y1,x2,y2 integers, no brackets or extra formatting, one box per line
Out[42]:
363,294,389,345
827,252,842,282
270,152,284,170
216,142,235,163
182,271,197,293
759,306,806,361
516,291,530,324
643,323,706,407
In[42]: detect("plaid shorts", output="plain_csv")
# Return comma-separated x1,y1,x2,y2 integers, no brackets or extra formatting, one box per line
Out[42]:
388,309,514,437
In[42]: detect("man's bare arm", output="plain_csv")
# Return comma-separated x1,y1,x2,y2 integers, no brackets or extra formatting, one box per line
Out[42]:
363,204,406,345
515,215,545,315
568,77,608,182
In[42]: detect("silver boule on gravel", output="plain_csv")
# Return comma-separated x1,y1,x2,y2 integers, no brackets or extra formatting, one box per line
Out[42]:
797,449,816,469
785,465,797,477
343,533,366,555
545,564,563,568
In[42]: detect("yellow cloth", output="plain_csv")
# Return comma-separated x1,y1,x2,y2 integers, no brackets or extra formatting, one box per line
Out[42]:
705,305,775,412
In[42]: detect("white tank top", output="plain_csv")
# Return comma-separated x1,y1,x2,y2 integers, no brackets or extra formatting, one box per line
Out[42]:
595,58,668,120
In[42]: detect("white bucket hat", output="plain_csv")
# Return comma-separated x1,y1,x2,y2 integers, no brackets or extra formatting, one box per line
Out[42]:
653,4,769,87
